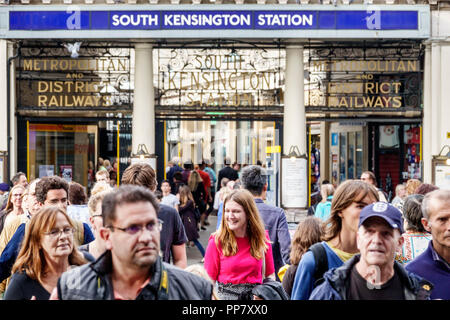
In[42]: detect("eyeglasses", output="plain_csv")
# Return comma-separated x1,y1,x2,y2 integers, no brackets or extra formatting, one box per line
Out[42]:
108,219,163,235
44,227,74,238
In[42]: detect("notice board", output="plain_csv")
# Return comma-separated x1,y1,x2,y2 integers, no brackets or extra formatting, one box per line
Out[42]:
281,156,308,209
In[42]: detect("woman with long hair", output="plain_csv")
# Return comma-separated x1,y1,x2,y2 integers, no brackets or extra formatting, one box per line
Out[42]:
0,185,25,236
4,206,87,300
204,189,275,300
178,185,205,258
281,217,324,297
188,170,207,229
291,180,379,300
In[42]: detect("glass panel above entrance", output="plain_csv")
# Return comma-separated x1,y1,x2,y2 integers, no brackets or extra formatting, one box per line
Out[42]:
166,120,277,176
155,48,284,119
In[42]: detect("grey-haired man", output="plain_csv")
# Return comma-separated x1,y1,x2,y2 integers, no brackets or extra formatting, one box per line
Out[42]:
310,202,433,300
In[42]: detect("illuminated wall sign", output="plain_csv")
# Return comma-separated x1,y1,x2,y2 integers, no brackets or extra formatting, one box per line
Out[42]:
17,47,132,110
9,10,418,31
304,45,423,112
157,48,284,109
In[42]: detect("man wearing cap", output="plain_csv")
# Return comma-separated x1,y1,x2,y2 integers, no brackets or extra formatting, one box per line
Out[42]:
309,202,433,300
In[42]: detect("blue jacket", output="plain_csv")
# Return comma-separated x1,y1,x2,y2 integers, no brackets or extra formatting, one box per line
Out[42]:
406,241,450,300
310,254,433,300
254,199,291,279
314,196,333,222
215,202,224,231
290,241,344,300
0,222,94,282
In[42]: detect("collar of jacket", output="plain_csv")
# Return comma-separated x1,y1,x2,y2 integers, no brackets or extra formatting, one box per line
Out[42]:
324,254,433,300
90,250,169,300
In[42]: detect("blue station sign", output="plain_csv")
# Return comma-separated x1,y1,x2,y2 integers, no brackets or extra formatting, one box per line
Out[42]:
0,5,430,39
9,10,419,31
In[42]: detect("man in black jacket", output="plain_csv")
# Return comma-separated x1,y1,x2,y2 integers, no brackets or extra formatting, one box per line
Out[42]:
217,157,238,190
53,185,213,300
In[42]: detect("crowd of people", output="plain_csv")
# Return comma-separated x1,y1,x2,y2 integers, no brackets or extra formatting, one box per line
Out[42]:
0,160,448,301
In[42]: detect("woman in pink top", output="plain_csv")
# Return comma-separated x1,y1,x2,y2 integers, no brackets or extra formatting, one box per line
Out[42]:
204,189,275,300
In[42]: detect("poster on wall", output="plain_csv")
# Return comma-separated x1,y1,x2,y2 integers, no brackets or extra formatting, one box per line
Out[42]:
434,165,450,190
60,165,73,183
379,125,399,149
281,157,308,208
39,165,54,178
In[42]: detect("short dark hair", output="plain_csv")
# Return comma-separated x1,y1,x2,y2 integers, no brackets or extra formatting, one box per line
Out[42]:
68,182,88,205
361,171,377,185
161,179,171,186
240,165,267,196
35,176,69,204
173,172,183,181
403,194,425,232
102,185,159,226
121,163,157,191
11,172,26,185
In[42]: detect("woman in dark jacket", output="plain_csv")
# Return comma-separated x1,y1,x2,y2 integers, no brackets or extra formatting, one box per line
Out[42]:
188,170,207,229
178,185,205,258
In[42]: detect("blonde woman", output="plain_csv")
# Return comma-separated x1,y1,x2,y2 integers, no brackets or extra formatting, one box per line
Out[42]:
405,178,422,196
188,170,207,220
204,189,275,300
0,185,25,235
4,206,87,300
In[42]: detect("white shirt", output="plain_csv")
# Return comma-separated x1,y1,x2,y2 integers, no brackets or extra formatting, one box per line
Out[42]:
161,193,179,209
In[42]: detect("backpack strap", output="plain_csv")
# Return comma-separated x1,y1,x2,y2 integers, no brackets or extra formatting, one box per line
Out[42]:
308,243,328,288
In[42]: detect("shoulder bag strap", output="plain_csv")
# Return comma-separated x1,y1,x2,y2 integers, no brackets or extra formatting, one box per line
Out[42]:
261,249,266,282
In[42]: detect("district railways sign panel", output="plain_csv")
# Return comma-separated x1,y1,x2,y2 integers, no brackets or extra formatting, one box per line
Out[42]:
0,5,430,39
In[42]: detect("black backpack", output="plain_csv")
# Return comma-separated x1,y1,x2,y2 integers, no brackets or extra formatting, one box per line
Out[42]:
308,243,329,288
251,279,290,300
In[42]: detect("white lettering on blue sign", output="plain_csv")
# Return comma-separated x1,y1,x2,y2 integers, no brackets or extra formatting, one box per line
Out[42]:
164,13,251,27
257,14,313,27
66,6,81,30
111,14,158,27
366,10,381,30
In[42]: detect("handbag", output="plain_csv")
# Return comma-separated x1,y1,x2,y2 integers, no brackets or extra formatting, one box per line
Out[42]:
251,249,289,300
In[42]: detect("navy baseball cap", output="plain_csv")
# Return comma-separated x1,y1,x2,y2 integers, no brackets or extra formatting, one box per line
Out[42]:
0,183,10,192
359,202,404,233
